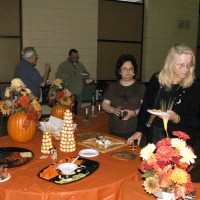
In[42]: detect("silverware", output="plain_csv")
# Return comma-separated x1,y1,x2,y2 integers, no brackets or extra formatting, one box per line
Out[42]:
71,156,80,164
96,135,105,144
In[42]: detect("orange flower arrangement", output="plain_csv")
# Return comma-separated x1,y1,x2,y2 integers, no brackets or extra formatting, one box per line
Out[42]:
139,131,196,199
0,78,41,123
47,79,75,108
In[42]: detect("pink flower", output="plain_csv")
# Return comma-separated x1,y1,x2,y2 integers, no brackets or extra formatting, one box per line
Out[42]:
172,131,190,141
156,138,171,148
155,145,175,165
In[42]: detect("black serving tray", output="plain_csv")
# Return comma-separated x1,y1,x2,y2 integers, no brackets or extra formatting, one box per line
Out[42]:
38,157,99,185
0,147,34,168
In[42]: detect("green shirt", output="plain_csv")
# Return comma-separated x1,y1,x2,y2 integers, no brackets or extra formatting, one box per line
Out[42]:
55,59,88,94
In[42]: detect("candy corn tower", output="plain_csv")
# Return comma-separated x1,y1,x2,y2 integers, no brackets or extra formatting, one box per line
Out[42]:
59,109,76,152
41,132,53,154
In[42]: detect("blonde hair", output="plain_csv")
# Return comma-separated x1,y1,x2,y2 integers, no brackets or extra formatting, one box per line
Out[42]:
158,44,195,90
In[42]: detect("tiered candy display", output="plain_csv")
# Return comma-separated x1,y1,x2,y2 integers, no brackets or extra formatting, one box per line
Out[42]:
59,109,76,152
41,132,53,154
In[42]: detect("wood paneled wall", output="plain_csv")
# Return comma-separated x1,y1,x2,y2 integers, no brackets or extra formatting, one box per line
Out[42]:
97,0,144,80
0,0,21,82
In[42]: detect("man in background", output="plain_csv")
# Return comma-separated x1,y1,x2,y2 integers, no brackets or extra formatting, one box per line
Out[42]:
14,47,51,100
55,49,89,110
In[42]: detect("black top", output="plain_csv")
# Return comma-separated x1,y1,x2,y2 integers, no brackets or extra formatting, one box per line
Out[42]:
136,74,200,143
153,84,181,128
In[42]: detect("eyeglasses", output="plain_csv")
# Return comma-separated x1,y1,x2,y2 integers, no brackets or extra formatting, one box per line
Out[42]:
121,67,134,72
176,63,193,70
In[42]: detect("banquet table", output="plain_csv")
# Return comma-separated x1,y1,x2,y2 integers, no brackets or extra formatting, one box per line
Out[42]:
1,109,200,200
0,110,143,200
74,109,110,133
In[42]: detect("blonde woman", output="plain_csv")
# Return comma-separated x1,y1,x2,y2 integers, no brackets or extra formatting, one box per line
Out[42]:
128,44,200,147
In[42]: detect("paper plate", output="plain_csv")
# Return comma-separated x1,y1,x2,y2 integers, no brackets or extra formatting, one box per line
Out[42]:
81,73,88,76
147,109,169,116
0,173,11,183
79,149,99,158
85,78,94,84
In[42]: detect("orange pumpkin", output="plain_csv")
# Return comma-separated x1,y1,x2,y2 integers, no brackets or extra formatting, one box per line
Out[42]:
51,105,67,119
7,112,37,143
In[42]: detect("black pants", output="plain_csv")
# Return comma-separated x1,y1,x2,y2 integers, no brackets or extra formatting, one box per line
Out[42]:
148,126,167,144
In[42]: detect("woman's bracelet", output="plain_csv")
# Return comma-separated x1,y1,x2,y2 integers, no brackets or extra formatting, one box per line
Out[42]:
174,114,180,124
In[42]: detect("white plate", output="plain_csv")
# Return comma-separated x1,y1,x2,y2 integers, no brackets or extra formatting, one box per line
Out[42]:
147,109,169,116
79,149,99,158
0,173,10,183
85,78,94,84
81,73,88,76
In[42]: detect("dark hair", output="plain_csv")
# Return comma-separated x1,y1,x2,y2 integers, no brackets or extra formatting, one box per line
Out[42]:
68,49,78,56
115,54,137,80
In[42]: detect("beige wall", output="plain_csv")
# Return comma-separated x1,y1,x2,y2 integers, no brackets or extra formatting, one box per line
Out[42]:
22,0,199,83
22,0,98,82
142,0,199,82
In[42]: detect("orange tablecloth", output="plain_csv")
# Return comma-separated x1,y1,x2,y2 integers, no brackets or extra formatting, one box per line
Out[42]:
1,110,199,200
74,110,110,133
0,112,142,200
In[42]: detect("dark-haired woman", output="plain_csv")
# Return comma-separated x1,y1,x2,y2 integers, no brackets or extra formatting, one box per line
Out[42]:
102,54,145,139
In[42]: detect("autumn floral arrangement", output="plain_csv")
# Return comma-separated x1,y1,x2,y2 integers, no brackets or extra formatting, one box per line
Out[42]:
139,131,196,200
47,79,75,108
0,78,41,126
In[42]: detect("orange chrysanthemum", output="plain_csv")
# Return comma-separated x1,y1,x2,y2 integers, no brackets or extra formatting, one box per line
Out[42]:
56,91,64,101
155,146,175,164
171,168,189,184
156,138,171,148
157,166,172,188
18,96,30,108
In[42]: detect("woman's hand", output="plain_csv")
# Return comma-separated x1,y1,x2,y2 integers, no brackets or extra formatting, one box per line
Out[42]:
121,109,138,120
102,99,122,115
127,132,142,146
110,107,120,116
156,110,180,123
167,110,180,123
